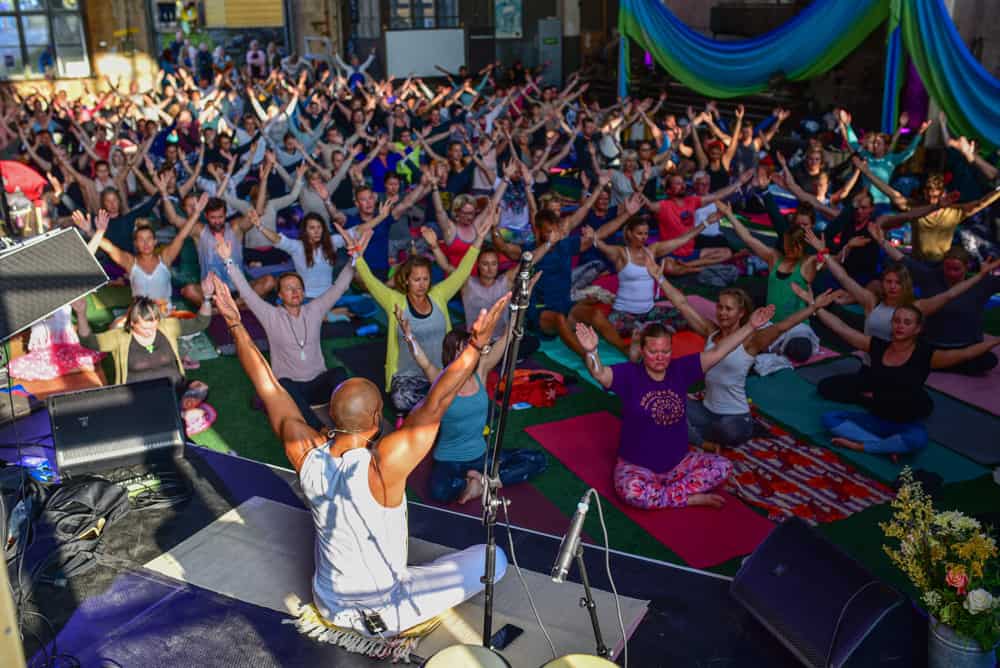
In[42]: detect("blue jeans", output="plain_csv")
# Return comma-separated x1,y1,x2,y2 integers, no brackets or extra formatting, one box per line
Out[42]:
686,399,754,447
822,411,927,454
429,449,548,503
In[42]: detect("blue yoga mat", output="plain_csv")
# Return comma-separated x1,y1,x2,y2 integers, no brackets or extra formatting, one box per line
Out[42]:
746,369,986,484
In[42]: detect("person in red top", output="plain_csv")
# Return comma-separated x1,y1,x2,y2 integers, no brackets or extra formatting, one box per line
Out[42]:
649,172,749,262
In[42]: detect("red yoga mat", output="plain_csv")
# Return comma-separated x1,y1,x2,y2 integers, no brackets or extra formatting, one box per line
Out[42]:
525,412,774,569
408,455,582,539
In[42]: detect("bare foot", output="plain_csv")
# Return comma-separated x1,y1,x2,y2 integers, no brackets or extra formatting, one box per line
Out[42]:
830,437,864,452
699,440,722,454
457,470,485,504
686,493,726,508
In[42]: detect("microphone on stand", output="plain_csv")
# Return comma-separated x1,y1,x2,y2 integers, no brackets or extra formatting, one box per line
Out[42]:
551,491,591,582
514,251,533,307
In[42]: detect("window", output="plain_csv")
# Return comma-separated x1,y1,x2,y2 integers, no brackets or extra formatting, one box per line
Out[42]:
0,0,89,79
388,0,458,30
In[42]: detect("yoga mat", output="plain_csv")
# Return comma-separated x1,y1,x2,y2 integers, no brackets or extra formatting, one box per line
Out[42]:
407,456,583,540
745,369,987,484
723,411,895,524
178,330,219,361
798,357,1000,466
207,310,269,355
525,412,775,569
927,350,1000,416
145,496,648,665
245,261,295,280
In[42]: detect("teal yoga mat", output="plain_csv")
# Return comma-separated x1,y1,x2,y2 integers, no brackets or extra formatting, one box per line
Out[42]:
746,369,986,484
538,337,628,389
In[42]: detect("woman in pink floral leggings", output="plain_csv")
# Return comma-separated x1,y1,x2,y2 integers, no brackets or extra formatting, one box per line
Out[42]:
576,303,773,509
613,451,733,509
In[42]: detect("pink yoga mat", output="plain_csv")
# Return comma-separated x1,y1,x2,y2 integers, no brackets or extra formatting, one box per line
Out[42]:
660,295,839,367
408,456,581,538
525,412,774,569
927,356,1000,416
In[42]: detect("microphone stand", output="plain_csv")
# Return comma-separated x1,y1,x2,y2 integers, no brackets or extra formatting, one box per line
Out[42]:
481,252,532,648
575,545,610,658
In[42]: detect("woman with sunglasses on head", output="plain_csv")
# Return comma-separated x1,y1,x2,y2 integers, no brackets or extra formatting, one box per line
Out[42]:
576,302,774,510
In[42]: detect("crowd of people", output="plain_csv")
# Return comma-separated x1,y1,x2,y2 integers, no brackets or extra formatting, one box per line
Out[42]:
3,43,999,649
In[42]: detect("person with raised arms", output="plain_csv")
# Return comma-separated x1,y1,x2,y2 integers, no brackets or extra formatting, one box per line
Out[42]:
209,261,512,644
576,301,774,510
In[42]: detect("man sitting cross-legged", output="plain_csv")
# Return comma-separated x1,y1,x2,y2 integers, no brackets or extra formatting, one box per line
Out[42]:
208,263,512,644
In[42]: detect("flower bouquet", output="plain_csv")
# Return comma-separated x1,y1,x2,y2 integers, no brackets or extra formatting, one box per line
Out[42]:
881,469,1000,654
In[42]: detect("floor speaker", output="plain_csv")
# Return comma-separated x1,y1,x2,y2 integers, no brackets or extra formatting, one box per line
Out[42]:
731,517,911,667
0,228,107,342
49,378,184,478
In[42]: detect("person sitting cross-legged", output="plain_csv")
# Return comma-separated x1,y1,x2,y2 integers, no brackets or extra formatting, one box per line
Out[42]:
576,302,775,509
210,267,513,644
396,284,547,505
217,234,356,431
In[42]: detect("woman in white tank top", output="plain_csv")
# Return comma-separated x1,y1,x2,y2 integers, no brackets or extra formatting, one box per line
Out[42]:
82,195,207,312
657,280,837,451
592,216,707,340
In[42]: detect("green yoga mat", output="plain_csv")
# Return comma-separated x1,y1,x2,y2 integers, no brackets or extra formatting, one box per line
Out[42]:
746,369,986,484
538,337,627,389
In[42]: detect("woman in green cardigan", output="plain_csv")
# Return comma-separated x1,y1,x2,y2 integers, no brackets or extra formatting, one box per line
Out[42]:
338,206,494,416
72,277,214,407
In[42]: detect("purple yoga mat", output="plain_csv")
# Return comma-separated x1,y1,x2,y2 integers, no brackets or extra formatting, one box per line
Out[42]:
206,310,269,353
927,364,1000,416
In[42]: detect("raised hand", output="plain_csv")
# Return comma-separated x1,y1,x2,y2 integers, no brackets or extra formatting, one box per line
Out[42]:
195,191,210,214
210,274,240,325
469,292,512,350
803,227,826,252
246,208,261,229
846,235,871,250
94,209,110,232
377,196,397,220
201,272,216,299
714,199,732,217
979,256,1000,276
575,322,599,353
502,159,518,179
898,111,909,128
918,118,933,135
70,210,92,234
734,104,745,121
624,193,645,216
749,304,776,328
866,221,885,245
419,225,438,246
813,288,837,310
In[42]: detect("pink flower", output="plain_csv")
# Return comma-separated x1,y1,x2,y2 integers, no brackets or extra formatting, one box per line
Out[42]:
945,567,969,596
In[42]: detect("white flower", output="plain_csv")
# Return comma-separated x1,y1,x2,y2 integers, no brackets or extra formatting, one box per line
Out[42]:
963,589,994,615
922,591,943,610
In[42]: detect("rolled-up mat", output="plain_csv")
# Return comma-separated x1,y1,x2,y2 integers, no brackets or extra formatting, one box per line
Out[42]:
525,411,774,569
798,356,1000,466
745,368,987,483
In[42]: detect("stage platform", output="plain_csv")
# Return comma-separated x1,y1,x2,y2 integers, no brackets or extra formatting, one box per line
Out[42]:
14,444,837,667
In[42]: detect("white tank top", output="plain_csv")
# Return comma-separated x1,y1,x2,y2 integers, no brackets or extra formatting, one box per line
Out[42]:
129,259,172,302
703,331,755,415
612,248,655,315
862,302,895,365
298,445,408,620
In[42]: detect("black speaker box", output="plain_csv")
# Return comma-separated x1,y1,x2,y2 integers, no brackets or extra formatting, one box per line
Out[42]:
0,228,107,342
731,518,911,668
48,378,184,478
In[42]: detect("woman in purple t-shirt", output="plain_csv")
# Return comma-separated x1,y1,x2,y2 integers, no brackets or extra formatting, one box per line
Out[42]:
576,304,774,509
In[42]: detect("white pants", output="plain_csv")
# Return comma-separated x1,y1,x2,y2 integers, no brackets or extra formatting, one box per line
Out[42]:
347,544,508,636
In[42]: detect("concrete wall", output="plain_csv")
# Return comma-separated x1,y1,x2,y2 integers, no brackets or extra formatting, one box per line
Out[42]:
950,0,1000,78
288,0,344,58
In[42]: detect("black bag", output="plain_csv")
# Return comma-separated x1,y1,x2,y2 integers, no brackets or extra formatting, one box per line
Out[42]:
13,477,129,597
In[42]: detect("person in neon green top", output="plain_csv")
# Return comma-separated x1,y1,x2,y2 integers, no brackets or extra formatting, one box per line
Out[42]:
340,205,495,414
716,200,822,364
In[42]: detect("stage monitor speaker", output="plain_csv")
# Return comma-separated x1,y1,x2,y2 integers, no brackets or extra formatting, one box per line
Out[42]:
0,228,107,343
49,378,184,478
731,517,911,668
